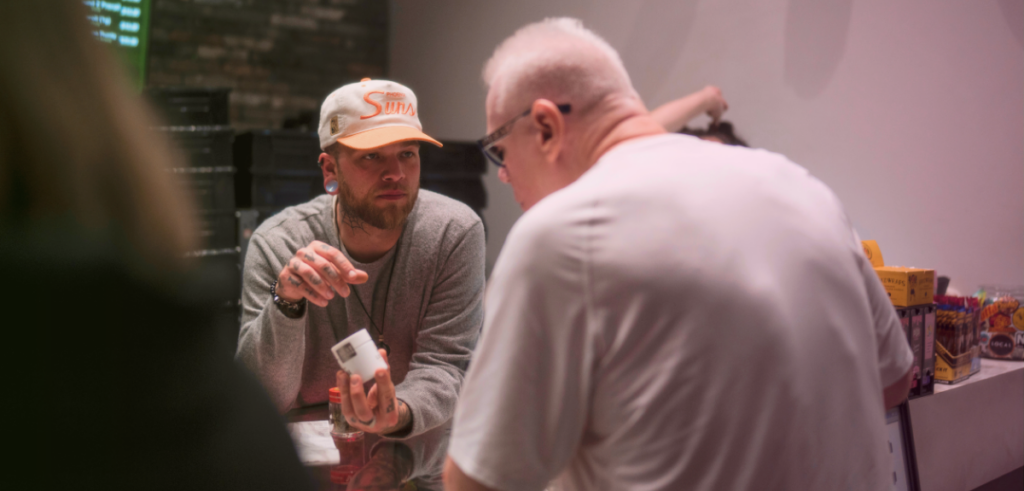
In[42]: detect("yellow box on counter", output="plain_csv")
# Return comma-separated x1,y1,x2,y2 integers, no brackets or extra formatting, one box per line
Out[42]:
874,267,935,307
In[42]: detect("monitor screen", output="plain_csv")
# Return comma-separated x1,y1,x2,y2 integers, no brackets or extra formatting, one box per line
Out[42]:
84,0,150,90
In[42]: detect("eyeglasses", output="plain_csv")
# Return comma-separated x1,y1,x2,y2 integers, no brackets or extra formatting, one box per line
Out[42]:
477,103,571,168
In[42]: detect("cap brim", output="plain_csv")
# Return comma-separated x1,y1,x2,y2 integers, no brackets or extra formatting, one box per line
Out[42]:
337,126,443,150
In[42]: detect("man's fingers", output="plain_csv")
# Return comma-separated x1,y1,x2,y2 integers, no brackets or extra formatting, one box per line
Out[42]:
379,349,390,369
366,384,380,411
334,282,351,298
298,246,354,297
303,287,330,308
374,367,398,426
337,371,357,421
349,374,375,423
277,268,329,307
311,240,368,285
287,257,333,302
336,370,347,391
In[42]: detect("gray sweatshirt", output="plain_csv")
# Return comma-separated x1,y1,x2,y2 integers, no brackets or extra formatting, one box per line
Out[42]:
236,191,485,444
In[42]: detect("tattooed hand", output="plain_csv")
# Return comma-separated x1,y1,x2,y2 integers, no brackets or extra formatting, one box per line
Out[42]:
336,350,413,435
275,240,369,307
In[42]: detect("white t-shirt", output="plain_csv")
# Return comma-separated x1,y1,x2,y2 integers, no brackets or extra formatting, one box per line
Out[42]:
449,134,913,491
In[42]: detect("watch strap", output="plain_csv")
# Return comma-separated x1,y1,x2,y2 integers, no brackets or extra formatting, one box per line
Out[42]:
271,280,307,319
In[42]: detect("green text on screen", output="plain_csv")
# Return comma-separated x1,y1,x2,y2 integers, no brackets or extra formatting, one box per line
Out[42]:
84,0,151,90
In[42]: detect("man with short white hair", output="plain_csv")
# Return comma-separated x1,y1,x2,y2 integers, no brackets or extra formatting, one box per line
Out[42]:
445,18,913,491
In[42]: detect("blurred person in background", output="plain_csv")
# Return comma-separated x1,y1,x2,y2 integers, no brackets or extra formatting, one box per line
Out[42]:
650,85,749,146
0,1,312,489
446,17,913,491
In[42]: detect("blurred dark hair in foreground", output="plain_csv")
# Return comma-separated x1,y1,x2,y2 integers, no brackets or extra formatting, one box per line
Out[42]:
0,1,311,489
681,121,749,147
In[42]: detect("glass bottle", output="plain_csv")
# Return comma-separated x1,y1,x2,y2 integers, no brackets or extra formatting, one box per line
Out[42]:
328,387,365,485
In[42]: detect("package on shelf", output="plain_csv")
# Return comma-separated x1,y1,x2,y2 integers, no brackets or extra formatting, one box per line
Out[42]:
977,294,1024,361
933,295,980,385
859,240,934,307
874,266,935,308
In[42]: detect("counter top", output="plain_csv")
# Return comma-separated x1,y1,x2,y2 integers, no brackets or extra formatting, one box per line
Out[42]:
286,361,1022,491
933,358,1023,393
910,359,1024,491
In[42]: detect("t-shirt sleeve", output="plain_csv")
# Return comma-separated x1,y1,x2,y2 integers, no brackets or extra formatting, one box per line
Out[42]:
448,217,591,491
864,258,914,387
851,231,913,388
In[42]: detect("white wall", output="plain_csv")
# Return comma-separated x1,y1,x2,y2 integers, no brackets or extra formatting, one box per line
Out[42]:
390,0,1023,292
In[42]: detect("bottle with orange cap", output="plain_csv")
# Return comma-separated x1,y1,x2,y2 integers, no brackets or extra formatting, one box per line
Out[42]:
328,387,365,485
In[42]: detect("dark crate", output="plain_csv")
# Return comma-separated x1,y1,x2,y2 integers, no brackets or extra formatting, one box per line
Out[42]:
250,173,325,209
235,130,322,208
234,130,321,173
421,175,487,211
420,142,486,176
213,302,242,356
146,87,230,126
236,209,259,261
162,126,235,169
195,211,237,250
173,167,235,212
183,249,242,355
185,249,242,303
264,131,322,172
420,142,486,215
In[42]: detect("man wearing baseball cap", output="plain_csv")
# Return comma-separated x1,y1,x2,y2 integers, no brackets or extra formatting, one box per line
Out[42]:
236,79,484,485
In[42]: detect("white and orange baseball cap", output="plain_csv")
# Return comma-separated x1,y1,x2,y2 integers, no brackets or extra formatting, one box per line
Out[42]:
318,78,442,150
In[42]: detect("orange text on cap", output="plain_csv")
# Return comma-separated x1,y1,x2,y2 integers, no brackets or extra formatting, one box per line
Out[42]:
360,91,415,119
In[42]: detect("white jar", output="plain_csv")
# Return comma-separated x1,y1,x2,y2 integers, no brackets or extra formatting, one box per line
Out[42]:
332,329,389,382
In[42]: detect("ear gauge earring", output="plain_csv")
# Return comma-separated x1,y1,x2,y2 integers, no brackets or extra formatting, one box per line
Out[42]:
325,180,338,194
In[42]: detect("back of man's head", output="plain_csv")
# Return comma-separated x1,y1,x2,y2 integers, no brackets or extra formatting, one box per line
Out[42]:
483,18,638,119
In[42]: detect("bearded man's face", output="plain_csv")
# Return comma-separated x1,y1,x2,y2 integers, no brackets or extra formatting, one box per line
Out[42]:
333,141,421,230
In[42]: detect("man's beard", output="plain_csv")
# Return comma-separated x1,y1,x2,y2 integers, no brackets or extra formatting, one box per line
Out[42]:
337,177,417,231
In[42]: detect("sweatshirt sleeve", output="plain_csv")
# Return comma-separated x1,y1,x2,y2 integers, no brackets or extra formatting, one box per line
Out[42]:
235,232,307,413
393,220,485,438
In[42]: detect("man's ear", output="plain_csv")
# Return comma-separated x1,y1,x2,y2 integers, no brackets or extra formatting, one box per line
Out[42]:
319,152,339,188
530,99,565,164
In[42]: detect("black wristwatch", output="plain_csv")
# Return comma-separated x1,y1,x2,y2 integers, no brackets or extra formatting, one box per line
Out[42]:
271,280,307,318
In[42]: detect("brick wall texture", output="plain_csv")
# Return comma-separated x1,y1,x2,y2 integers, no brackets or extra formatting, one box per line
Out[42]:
147,0,387,130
